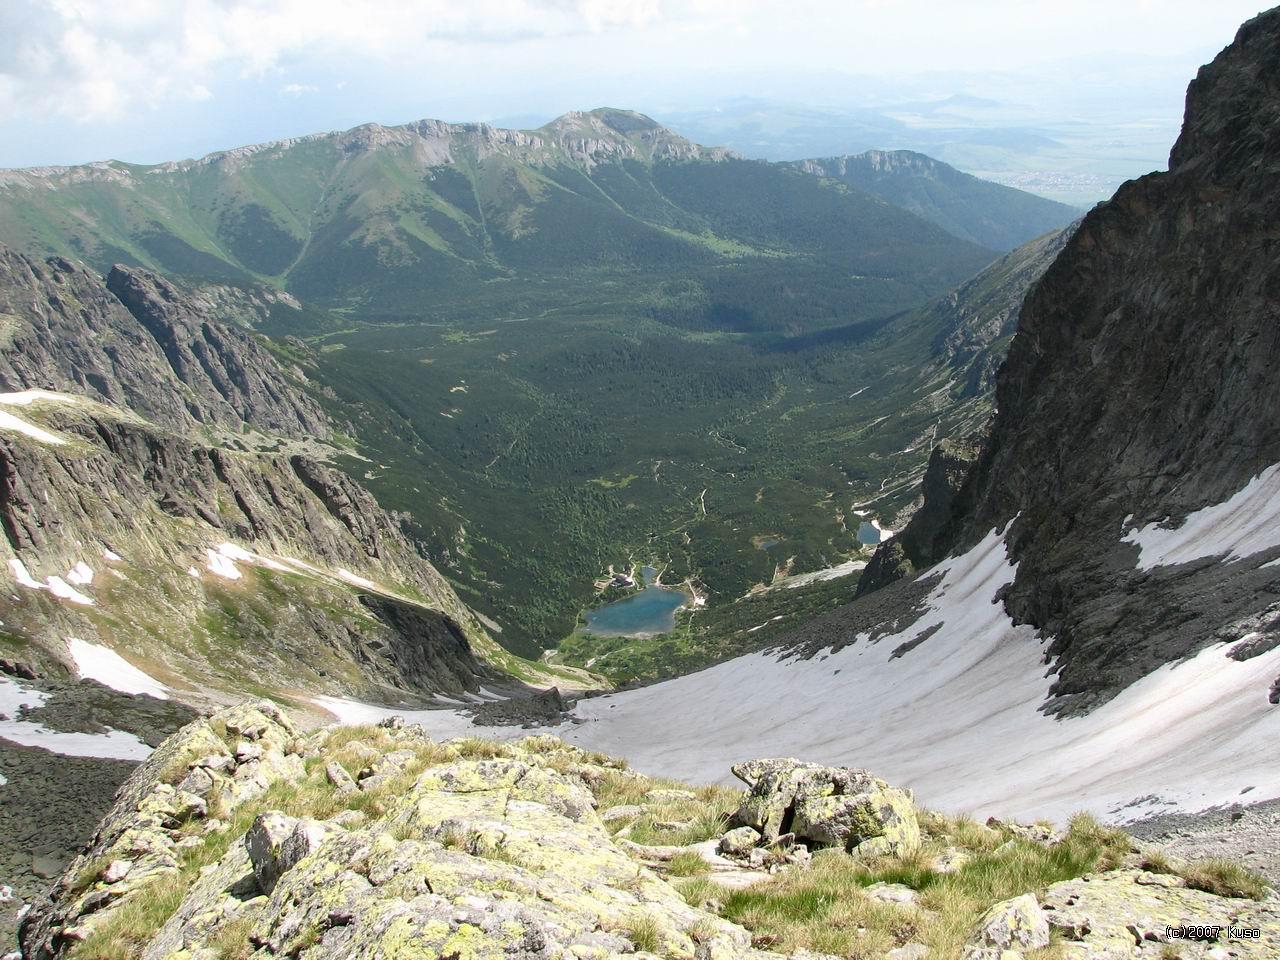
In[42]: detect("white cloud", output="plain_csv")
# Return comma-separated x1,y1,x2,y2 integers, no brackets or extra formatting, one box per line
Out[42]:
0,0,1266,126
0,0,678,122
280,82,319,96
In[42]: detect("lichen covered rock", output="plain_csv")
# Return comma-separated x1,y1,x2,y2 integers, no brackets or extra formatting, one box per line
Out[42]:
962,893,1050,958
729,759,920,857
1040,869,1279,958
20,703,798,960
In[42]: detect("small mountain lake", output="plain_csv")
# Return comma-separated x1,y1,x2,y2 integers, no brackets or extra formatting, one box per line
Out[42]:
583,567,687,637
857,520,888,545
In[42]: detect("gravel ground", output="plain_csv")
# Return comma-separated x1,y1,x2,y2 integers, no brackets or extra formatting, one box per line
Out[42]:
1125,794,1280,888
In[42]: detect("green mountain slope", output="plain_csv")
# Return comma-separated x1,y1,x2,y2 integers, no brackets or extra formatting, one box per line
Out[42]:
794,150,1080,251
0,110,993,324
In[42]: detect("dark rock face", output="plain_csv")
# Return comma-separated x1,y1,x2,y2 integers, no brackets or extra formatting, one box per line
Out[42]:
358,594,487,695
863,9,1280,710
0,249,328,439
930,225,1077,397
105,265,331,439
856,433,985,596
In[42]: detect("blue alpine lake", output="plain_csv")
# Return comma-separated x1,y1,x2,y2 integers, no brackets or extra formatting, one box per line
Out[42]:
857,520,885,546
584,572,687,636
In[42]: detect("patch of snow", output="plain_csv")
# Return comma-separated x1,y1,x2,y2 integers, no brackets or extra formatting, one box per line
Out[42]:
1123,463,1280,569
205,548,241,580
103,548,123,562
68,637,168,699
45,576,94,605
465,525,1280,822
10,558,94,603
186,566,200,578
216,542,291,573
9,558,40,589
337,568,379,591
66,561,94,586
0,677,152,760
0,389,80,406
0,771,6,786
0,410,67,445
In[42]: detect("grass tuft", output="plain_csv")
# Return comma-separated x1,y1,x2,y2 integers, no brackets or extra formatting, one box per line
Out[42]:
1179,858,1270,901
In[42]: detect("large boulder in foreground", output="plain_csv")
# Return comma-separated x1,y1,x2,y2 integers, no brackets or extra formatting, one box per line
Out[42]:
729,758,920,858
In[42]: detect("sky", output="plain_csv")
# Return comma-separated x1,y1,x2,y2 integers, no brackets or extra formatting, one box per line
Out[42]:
0,0,1270,169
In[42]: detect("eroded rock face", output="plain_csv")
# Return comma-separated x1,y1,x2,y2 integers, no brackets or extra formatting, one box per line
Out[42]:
729,759,920,858
20,704,799,960
0,248,328,440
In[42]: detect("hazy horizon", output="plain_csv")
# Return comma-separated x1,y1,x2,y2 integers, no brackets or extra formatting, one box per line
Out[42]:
0,1,1269,203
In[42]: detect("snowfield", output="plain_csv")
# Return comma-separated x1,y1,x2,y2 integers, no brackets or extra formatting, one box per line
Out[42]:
68,638,169,700
393,522,1280,823
1124,461,1280,568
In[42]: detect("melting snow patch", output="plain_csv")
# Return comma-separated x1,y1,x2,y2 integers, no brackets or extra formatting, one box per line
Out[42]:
0,410,67,445
1123,463,1280,569
217,542,291,573
0,771,7,786
337,569,379,591
45,576,93,605
102,548,123,562
0,677,152,760
9,558,40,589
68,638,168,699
205,549,241,580
66,561,94,586
187,566,200,579
0,390,80,406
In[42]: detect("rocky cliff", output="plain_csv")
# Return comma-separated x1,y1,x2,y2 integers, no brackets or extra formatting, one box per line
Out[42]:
861,7,1280,710
0,250,328,440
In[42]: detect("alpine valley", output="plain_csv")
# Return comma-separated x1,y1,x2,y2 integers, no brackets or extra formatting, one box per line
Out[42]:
1,7,1279,960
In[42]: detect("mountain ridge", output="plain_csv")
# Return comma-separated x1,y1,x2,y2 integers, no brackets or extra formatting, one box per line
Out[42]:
794,149,1080,250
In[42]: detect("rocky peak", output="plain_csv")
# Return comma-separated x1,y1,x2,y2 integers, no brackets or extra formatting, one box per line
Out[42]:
539,107,729,165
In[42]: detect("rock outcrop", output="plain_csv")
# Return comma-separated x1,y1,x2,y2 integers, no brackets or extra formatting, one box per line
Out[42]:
860,7,1280,710
729,759,920,858
857,433,985,595
21,704,799,960
1039,869,1279,958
